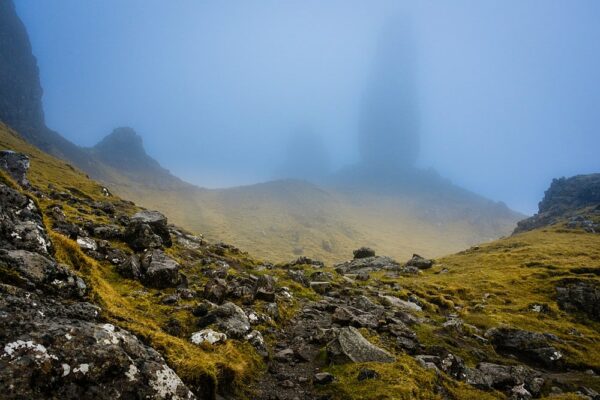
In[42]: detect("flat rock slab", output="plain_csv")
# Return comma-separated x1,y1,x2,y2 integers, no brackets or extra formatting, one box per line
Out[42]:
327,326,395,364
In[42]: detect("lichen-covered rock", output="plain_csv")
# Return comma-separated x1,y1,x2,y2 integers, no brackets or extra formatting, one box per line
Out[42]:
0,184,52,254
0,150,30,187
191,329,227,345
326,326,394,364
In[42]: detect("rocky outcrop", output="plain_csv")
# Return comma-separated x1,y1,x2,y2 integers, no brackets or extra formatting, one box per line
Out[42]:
0,181,195,399
515,174,600,233
0,184,52,255
0,150,30,187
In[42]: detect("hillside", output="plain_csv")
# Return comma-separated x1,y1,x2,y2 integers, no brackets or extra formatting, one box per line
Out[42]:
1,121,599,399
109,173,523,265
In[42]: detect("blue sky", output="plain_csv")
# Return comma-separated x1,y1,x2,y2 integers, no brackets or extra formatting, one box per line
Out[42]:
15,0,600,213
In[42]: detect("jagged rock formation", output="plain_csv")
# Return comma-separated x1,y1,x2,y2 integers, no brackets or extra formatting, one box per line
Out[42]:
358,17,419,172
89,127,188,188
514,173,600,233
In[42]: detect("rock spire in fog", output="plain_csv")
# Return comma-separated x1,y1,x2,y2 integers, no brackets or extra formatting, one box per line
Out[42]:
359,17,419,172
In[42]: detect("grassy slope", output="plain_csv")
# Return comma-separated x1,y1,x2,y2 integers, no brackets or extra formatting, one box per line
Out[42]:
2,123,598,399
110,176,523,266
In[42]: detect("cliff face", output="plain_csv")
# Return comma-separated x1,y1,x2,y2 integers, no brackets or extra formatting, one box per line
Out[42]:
0,0,45,144
514,173,600,233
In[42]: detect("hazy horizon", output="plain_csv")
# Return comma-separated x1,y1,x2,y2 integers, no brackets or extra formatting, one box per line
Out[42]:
15,0,600,214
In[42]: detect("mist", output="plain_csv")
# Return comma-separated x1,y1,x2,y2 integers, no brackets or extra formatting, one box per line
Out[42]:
14,0,600,214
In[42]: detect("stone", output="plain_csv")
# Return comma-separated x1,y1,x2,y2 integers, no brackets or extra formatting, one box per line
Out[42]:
326,326,395,364
213,302,251,339
405,254,434,269
129,210,172,246
191,329,227,345
76,236,97,251
313,372,335,385
0,184,52,255
140,250,181,289
0,150,30,187
245,330,268,358
117,255,143,280
274,348,295,363
204,278,228,304
335,256,402,275
353,247,376,259
379,295,422,312
287,270,310,287
486,327,563,367
123,222,163,251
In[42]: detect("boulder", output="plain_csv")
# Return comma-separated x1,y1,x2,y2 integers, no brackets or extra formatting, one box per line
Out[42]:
353,247,375,259
405,254,434,269
116,255,143,280
123,222,163,251
129,210,172,247
245,330,268,358
556,279,600,321
212,302,251,339
326,326,395,364
335,256,402,275
140,250,181,289
0,150,30,187
486,327,563,367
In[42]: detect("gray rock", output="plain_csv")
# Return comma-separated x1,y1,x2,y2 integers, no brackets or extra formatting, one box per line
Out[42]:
0,184,52,254
0,150,30,187
130,210,172,247
486,327,563,367
140,250,181,289
313,372,335,385
213,302,251,339
123,222,163,251
405,254,434,269
116,255,143,280
204,278,227,304
326,326,394,364
335,256,402,275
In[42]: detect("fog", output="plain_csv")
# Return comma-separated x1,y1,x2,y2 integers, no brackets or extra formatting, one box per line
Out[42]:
15,0,600,213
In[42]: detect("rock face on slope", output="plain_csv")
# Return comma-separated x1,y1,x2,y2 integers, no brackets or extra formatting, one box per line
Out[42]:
514,174,600,233
0,156,195,399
